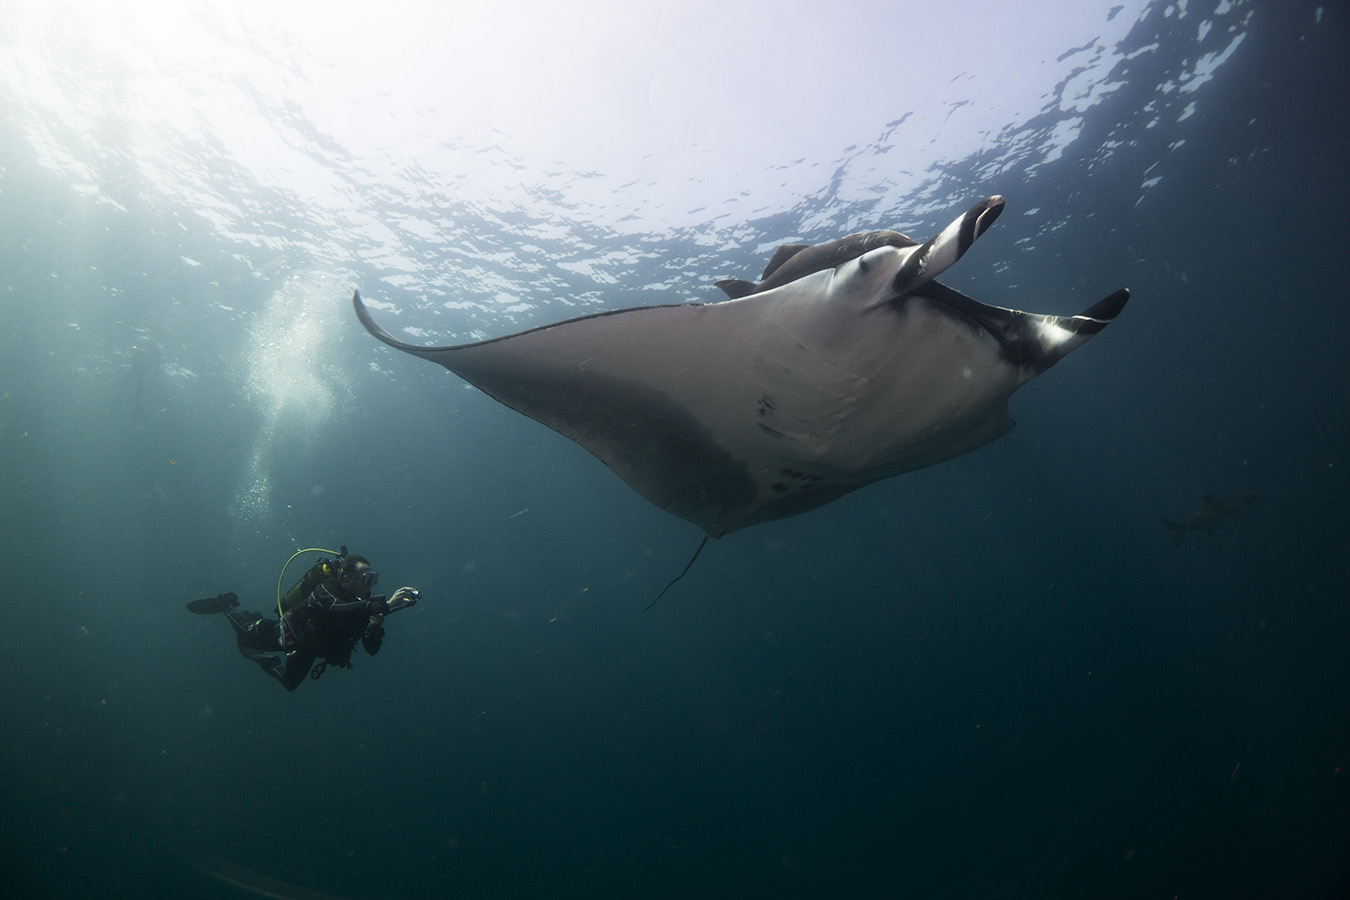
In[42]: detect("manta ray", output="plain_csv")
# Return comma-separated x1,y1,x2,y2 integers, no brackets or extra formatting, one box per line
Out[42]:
354,195,1128,539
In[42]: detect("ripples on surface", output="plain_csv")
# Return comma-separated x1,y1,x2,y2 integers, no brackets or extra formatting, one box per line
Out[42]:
1,0,1254,341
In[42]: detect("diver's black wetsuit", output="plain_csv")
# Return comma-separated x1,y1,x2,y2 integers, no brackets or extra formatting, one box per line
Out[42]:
225,581,386,692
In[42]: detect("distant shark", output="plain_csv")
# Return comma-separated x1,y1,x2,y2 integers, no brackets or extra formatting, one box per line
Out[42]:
1161,493,1259,549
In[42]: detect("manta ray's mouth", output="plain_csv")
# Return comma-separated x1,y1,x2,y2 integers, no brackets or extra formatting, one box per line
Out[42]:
886,280,1003,340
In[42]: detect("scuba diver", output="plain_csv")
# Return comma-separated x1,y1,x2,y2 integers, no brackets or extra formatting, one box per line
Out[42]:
187,546,420,691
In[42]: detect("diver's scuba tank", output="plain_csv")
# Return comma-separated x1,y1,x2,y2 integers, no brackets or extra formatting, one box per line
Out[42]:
279,545,348,613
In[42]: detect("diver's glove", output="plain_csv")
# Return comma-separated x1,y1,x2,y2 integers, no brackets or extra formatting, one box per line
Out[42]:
385,586,420,614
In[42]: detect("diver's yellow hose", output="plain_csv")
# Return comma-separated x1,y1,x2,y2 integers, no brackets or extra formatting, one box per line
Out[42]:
276,547,339,618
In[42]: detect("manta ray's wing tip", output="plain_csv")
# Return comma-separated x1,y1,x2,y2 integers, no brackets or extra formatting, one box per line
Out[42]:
352,288,376,328
351,289,410,349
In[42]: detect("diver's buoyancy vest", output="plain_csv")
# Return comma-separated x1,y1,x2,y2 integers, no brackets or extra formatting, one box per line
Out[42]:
279,559,340,614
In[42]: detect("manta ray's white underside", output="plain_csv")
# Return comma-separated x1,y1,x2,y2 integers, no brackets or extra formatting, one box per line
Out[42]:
355,196,1128,537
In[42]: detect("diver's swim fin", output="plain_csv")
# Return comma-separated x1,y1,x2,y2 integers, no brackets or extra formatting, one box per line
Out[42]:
186,592,239,614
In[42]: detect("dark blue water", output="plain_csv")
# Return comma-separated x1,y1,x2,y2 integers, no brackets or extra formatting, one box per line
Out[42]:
2,2,1346,898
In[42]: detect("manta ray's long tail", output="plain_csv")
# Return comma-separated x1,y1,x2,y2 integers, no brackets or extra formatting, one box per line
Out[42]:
645,534,710,610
